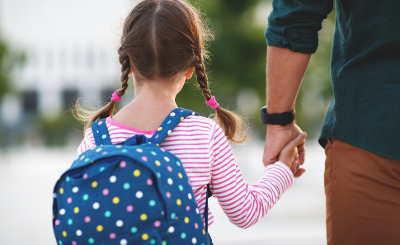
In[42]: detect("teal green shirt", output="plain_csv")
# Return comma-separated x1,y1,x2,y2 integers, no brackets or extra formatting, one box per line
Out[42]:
265,0,400,160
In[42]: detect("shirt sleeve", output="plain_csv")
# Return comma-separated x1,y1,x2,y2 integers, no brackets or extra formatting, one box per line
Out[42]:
209,123,294,229
265,0,333,54
77,128,96,155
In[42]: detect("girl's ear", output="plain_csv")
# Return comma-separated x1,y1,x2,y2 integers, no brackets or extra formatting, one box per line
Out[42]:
184,67,195,79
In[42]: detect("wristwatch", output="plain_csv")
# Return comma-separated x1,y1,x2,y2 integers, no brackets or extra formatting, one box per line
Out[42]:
261,106,295,126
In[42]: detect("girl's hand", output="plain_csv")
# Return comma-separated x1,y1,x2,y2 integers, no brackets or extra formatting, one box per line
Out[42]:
278,132,307,175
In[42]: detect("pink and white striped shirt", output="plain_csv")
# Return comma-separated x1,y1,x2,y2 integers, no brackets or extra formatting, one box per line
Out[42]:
78,115,294,229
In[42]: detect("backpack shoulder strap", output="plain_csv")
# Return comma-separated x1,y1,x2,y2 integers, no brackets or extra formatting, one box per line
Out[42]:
90,118,112,146
149,108,198,145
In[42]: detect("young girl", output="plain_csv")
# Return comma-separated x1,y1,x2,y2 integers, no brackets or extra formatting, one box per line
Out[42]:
76,0,306,242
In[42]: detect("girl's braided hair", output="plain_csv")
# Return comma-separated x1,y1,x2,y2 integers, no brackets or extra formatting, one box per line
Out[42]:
74,0,246,143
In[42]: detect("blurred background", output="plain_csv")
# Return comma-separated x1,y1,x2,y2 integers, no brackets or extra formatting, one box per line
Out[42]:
0,0,335,244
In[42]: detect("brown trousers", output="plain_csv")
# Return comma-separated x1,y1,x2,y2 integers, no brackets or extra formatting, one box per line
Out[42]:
324,139,400,245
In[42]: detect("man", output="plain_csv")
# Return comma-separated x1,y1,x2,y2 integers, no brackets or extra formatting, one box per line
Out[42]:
261,0,400,244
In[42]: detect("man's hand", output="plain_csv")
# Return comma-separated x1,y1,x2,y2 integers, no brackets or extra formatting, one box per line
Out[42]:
262,123,306,177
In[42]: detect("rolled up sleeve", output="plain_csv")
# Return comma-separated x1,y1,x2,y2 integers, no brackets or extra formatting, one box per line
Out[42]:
265,0,333,54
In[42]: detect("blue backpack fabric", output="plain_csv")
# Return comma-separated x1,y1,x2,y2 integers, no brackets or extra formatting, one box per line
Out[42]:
52,108,210,245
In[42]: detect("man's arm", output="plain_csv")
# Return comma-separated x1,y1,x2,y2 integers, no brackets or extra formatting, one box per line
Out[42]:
262,46,311,177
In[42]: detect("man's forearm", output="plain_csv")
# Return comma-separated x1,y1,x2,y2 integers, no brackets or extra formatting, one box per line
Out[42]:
266,46,311,113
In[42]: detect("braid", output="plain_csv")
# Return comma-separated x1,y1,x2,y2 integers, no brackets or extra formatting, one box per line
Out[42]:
118,47,130,98
194,55,211,101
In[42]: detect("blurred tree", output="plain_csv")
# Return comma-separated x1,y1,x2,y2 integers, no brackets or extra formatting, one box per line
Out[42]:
178,0,334,139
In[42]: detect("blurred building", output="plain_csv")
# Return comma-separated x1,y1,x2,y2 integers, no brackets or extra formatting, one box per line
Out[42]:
0,0,134,123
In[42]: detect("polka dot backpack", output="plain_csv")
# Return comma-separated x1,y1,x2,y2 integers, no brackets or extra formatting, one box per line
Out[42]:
52,108,210,245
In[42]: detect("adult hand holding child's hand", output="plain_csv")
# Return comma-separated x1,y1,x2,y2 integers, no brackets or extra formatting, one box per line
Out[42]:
278,132,307,176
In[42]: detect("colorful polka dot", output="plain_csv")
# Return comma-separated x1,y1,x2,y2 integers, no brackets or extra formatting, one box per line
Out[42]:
181,233,187,239
116,220,124,227
62,231,67,237
83,173,88,179
126,205,133,212
157,127,163,131
136,148,143,153
59,188,64,194
96,225,103,232
123,182,130,189
91,181,98,188
188,193,192,199
67,197,72,204
176,161,181,166
121,149,128,153
146,179,153,185
141,156,148,162
102,188,109,196
93,202,100,209
186,205,190,211
149,200,156,207
72,187,79,193
98,121,103,125
113,197,120,204
88,238,95,244
151,151,157,156
164,156,170,162
150,239,156,244
184,217,189,223
176,199,182,206
157,172,161,178
80,155,85,160
59,209,66,215
84,216,91,223
131,227,138,233
202,229,205,235
76,230,82,236
120,161,126,168
142,233,149,240
170,112,176,116
167,130,172,135
140,214,147,221
136,191,143,198
83,194,89,201
68,219,73,225
194,223,199,229
96,148,102,152
101,134,107,139
166,192,171,198
167,166,173,172
120,239,128,245
71,241,77,245
179,185,184,191
155,160,161,166
181,117,184,121
66,176,70,182
109,233,116,239
105,210,111,218
154,220,161,227
133,170,141,177
171,213,176,219
110,176,117,183
192,238,197,244
99,166,106,172
55,219,60,225
167,178,173,185
178,173,183,179
167,226,175,233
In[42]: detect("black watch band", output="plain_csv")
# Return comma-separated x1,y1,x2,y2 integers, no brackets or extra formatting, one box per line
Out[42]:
261,106,295,126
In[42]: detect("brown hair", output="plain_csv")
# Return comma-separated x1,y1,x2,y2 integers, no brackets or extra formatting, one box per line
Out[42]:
74,0,246,143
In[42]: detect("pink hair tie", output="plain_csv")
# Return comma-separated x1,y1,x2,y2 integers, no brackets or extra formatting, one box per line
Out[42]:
206,96,219,109
111,91,122,103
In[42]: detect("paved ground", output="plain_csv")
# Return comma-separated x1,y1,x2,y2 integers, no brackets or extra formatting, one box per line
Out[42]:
0,141,327,245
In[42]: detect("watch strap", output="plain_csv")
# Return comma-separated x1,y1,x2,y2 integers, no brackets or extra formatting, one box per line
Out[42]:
261,106,295,126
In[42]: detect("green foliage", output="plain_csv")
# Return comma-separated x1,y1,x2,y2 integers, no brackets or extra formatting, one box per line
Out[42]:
0,34,25,101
